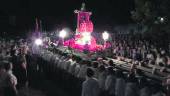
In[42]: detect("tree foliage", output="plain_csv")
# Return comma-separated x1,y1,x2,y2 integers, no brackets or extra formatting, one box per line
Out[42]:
132,0,170,25
132,0,170,49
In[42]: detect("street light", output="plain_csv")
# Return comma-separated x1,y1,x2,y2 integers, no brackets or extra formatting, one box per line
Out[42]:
102,31,109,49
59,29,67,45
102,31,109,41
35,38,43,46
59,29,67,38
157,17,165,23
160,17,164,23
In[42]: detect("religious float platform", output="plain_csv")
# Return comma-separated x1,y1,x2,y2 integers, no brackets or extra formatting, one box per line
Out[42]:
40,3,170,84
48,45,170,83
64,3,103,52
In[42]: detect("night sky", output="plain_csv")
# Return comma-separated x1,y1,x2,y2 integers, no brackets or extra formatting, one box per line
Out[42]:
0,0,135,33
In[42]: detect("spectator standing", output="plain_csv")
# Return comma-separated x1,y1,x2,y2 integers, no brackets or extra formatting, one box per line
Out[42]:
3,62,18,96
105,67,116,96
81,68,100,96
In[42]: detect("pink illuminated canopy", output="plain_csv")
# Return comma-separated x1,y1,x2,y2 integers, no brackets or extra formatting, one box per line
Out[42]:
64,3,103,52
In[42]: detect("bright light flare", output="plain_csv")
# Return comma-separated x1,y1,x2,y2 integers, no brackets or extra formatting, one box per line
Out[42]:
160,17,164,22
35,39,42,46
59,30,67,38
76,32,91,45
82,32,91,42
102,31,109,41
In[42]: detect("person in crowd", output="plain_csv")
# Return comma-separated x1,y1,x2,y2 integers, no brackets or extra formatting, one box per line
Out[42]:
78,60,91,79
136,47,142,61
151,84,165,96
115,70,126,96
132,48,137,60
165,75,170,96
74,60,81,77
108,59,115,68
138,75,151,96
167,56,170,68
1,33,167,96
124,72,139,96
11,49,19,78
68,55,78,75
105,66,116,96
16,54,27,89
156,53,164,66
97,58,104,65
0,64,7,96
3,61,18,96
81,68,100,96
98,65,107,96
62,55,71,70
92,61,99,78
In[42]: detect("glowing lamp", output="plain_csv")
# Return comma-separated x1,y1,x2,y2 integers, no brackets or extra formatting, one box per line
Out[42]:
102,31,109,41
35,38,42,46
160,17,164,23
82,32,91,42
75,32,91,45
59,30,67,38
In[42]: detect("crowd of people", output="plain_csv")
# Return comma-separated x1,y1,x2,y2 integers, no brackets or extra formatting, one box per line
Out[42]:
100,33,170,69
35,45,169,96
0,39,29,96
0,32,170,96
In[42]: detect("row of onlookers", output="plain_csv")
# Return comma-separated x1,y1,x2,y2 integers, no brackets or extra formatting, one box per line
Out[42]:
0,39,29,96
102,33,170,68
35,48,169,96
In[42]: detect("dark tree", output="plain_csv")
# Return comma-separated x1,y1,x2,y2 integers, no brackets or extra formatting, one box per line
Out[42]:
131,0,170,49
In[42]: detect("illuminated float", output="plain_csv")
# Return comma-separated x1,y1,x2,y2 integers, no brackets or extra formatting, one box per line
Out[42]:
64,3,102,52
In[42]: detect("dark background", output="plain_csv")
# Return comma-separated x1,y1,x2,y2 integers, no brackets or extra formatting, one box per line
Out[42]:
0,0,135,36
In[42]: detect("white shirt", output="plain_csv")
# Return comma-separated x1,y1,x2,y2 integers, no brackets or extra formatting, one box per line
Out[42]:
82,77,100,96
68,61,76,75
105,74,116,95
139,87,151,96
0,70,8,88
125,82,139,96
74,64,80,77
151,92,165,96
6,70,17,86
98,71,107,90
115,78,126,96
78,65,87,79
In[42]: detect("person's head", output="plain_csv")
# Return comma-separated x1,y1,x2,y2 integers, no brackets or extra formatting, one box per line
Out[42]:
11,45,17,50
92,61,99,68
18,48,22,54
152,83,164,94
86,61,92,67
127,72,137,83
157,53,161,58
158,62,164,67
107,66,114,75
4,61,13,71
149,60,155,65
19,55,27,64
139,77,148,88
79,60,85,65
71,55,76,61
115,69,124,78
0,64,5,72
98,65,106,72
108,60,115,67
97,57,103,63
76,57,82,63
6,51,10,56
86,68,95,78
135,69,144,76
